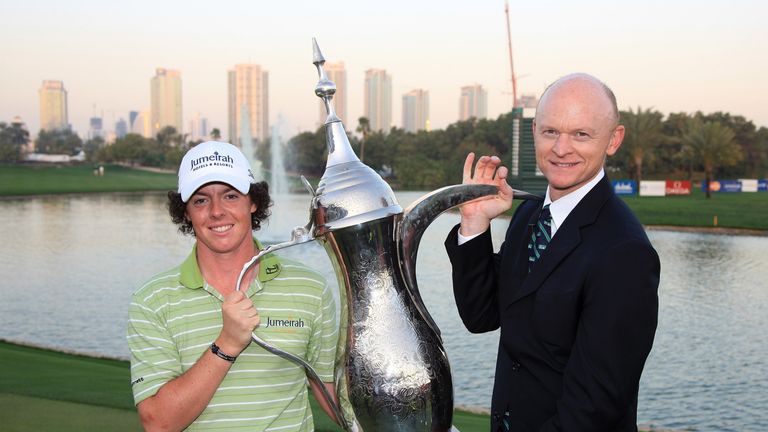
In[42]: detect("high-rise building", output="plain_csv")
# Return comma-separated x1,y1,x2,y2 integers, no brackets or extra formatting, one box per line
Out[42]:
318,62,347,126
115,118,128,139
364,69,392,132
459,84,488,121
38,80,69,131
150,68,183,135
402,89,430,133
131,110,152,138
129,111,139,131
89,117,104,140
189,112,209,142
228,64,269,146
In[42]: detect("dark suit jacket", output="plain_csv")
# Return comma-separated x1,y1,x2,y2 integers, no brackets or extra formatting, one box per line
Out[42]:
445,177,660,432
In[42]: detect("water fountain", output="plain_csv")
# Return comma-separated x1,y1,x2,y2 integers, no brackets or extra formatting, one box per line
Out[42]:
239,102,262,181
270,118,289,195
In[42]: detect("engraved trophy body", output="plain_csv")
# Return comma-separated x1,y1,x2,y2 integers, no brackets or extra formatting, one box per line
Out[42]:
236,39,540,431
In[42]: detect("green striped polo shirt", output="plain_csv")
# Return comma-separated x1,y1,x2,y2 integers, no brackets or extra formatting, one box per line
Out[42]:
127,238,338,431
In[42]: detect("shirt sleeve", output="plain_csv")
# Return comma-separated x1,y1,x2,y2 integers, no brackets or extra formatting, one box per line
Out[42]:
307,279,338,382
457,229,482,245
126,292,183,405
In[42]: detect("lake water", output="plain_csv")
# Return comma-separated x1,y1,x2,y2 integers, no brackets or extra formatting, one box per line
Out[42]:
1,192,766,431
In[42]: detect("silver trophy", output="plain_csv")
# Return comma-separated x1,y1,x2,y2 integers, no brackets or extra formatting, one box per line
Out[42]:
236,39,541,431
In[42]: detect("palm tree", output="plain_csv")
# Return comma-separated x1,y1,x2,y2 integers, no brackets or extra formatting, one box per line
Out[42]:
682,119,742,198
356,117,370,163
0,122,29,162
620,107,664,183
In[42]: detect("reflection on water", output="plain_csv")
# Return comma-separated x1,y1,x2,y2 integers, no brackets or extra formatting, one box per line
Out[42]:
1,192,766,431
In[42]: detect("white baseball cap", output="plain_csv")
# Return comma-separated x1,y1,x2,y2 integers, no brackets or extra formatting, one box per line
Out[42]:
178,141,255,202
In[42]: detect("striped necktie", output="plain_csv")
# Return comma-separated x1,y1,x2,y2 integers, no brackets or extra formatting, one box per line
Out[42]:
528,204,552,272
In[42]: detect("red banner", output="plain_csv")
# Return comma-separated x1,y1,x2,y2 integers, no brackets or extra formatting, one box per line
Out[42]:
666,180,692,195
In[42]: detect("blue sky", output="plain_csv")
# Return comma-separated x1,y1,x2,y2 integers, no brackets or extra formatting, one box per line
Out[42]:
2,0,766,138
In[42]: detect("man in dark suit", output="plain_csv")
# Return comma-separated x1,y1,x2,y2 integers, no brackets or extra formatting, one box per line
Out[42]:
445,73,660,431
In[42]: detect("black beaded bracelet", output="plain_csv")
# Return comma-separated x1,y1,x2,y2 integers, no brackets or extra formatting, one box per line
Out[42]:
210,342,237,363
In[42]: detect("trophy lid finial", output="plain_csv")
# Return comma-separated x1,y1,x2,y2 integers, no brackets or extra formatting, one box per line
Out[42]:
309,39,402,233
312,37,325,66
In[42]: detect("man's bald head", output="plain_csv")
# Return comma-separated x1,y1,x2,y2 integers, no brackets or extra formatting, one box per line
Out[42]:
536,73,620,127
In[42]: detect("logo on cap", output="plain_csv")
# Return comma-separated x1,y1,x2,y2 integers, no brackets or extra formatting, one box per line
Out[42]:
190,151,235,172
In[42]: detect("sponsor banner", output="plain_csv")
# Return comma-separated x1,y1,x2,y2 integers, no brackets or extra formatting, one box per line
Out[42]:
612,180,637,195
702,180,742,193
640,180,666,197
739,179,759,193
759,179,767,191
665,180,692,195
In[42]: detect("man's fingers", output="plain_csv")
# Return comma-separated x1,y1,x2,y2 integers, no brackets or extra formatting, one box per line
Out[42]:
477,155,501,181
464,152,507,185
496,165,508,180
224,290,246,303
462,152,476,183
475,156,490,180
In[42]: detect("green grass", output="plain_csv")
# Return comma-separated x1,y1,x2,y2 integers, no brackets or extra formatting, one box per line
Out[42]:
618,187,768,230
0,164,176,196
0,394,142,432
0,341,489,431
499,185,767,231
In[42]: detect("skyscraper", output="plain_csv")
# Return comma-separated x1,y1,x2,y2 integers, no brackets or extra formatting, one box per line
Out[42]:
318,62,347,126
459,84,488,121
129,111,139,130
115,118,128,139
402,89,430,133
38,80,68,131
364,69,392,132
228,64,269,146
131,110,152,138
189,112,209,142
88,117,104,140
150,68,183,135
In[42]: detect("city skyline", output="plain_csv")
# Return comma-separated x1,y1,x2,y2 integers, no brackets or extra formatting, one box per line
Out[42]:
2,1,767,140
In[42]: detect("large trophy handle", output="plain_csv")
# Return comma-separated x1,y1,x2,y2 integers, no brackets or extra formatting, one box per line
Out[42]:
235,224,348,429
397,184,498,341
397,184,543,341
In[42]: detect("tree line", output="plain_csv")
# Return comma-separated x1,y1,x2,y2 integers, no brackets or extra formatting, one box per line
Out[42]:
287,111,767,193
2,110,766,193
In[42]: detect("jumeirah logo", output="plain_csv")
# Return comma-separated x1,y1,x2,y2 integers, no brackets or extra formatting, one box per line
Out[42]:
264,316,305,328
190,151,235,172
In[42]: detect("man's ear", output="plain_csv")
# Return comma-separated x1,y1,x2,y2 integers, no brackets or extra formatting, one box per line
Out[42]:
606,125,625,156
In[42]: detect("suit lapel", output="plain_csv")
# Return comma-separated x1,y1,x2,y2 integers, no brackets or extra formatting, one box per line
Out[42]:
509,177,614,304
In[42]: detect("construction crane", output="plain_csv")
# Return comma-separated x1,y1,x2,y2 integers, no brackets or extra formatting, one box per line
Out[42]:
504,0,518,109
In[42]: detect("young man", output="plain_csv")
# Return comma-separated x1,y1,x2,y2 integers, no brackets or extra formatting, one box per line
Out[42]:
127,141,338,431
446,74,660,431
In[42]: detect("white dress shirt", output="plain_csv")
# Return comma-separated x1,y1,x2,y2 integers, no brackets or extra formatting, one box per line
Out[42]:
458,169,606,244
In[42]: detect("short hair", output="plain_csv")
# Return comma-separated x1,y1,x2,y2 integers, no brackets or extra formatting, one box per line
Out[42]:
538,73,620,125
167,181,272,236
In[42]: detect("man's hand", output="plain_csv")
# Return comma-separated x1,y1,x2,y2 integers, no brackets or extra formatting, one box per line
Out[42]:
459,152,514,236
217,291,260,356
